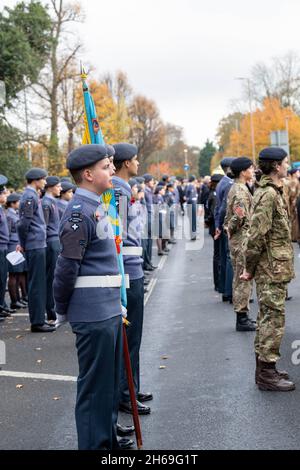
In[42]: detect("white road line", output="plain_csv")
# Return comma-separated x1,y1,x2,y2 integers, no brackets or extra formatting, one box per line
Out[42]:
144,278,157,306
158,255,168,271
11,313,29,317
0,370,77,382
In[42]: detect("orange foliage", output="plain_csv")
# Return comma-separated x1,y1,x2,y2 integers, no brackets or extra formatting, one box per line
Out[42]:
226,98,300,161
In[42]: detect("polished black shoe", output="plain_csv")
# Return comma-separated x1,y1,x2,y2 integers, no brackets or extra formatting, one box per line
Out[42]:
137,392,153,403
117,437,135,449
286,296,293,301
119,400,151,415
0,316,5,322
0,310,12,318
11,302,24,310
236,314,256,332
1,306,16,314
150,265,157,270
117,423,135,436
31,324,56,333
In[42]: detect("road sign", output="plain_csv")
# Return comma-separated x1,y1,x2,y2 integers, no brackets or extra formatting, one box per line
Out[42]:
183,164,190,171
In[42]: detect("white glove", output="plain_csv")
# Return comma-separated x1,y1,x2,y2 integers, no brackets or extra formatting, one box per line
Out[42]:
55,314,67,329
121,306,127,319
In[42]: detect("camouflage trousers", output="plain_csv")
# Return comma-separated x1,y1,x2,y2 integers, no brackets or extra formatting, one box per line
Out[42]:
255,281,287,363
229,244,252,314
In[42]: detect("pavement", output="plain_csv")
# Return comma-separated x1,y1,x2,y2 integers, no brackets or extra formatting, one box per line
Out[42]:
1,227,300,450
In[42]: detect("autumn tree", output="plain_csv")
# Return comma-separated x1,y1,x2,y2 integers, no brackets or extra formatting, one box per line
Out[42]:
129,95,165,173
251,52,300,112
226,98,300,161
30,0,83,173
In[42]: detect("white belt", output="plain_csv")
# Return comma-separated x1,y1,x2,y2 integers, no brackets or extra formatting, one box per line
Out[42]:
125,274,130,289
122,246,143,257
74,275,122,288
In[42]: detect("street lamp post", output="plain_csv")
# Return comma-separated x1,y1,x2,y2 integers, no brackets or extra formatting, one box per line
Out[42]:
184,148,188,179
236,77,256,163
285,116,290,163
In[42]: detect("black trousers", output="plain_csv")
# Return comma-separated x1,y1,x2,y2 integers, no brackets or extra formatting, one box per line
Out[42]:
219,232,233,297
120,277,144,402
26,248,46,326
213,237,220,291
0,249,8,308
46,240,60,320
142,237,152,269
71,315,123,450
187,202,197,239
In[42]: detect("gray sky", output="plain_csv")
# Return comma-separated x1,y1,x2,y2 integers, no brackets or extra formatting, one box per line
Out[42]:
3,0,300,147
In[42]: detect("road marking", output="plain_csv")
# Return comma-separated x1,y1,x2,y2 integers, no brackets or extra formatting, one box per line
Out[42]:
158,255,168,270
144,278,157,306
11,314,29,317
0,370,77,382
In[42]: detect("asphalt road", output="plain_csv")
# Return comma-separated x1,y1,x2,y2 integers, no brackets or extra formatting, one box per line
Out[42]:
1,229,300,450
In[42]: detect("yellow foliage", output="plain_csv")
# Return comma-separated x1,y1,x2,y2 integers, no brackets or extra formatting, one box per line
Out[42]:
225,98,300,162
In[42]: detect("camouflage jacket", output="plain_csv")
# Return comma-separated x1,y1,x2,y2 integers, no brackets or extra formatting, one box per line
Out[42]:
244,175,295,283
224,182,252,247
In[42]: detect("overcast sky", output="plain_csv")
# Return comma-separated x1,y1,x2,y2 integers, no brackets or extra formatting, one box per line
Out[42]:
3,0,300,147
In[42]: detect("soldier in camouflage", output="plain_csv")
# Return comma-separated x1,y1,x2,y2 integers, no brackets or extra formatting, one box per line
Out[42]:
224,157,256,332
241,147,295,392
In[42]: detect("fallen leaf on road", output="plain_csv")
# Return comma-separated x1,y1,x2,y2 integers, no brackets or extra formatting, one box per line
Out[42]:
159,366,166,370
53,397,61,401
16,384,23,389
36,360,42,364
35,348,42,351
16,335,23,340
161,356,169,360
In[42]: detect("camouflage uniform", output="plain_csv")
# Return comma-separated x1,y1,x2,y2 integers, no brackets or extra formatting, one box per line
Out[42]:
224,182,253,314
244,175,295,363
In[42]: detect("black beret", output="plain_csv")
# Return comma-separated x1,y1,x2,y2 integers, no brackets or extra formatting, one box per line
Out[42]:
143,173,154,183
128,178,138,188
288,168,299,175
189,175,196,182
46,176,60,187
61,181,76,192
259,147,287,161
211,174,224,183
7,192,21,203
113,143,138,162
60,177,72,183
135,176,145,184
25,168,47,181
167,182,174,189
106,144,115,157
220,157,235,169
67,144,108,171
230,157,253,174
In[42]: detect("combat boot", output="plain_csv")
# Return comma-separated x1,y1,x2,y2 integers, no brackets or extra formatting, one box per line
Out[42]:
255,354,289,383
236,313,256,332
257,361,295,391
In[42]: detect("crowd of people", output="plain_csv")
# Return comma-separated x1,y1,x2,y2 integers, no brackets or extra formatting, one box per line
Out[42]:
1,142,299,449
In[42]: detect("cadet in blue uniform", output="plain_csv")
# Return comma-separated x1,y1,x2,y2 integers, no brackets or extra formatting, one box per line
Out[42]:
112,143,152,416
57,181,75,220
0,175,9,320
185,175,198,240
18,168,55,333
42,176,62,322
6,193,28,310
143,173,156,270
53,144,126,450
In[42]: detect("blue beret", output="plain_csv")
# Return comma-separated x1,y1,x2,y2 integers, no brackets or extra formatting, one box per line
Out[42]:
230,157,253,174
67,144,108,171
113,143,138,162
221,157,235,169
25,168,47,180
61,181,76,192
128,178,138,188
7,192,21,203
0,174,8,188
135,176,145,184
106,144,115,157
143,173,154,183
60,177,72,183
46,176,60,187
259,147,287,161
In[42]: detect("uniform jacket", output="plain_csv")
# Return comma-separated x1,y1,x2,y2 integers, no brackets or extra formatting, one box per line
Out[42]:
0,205,9,251
224,182,253,248
6,208,20,252
42,194,60,242
18,187,46,250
